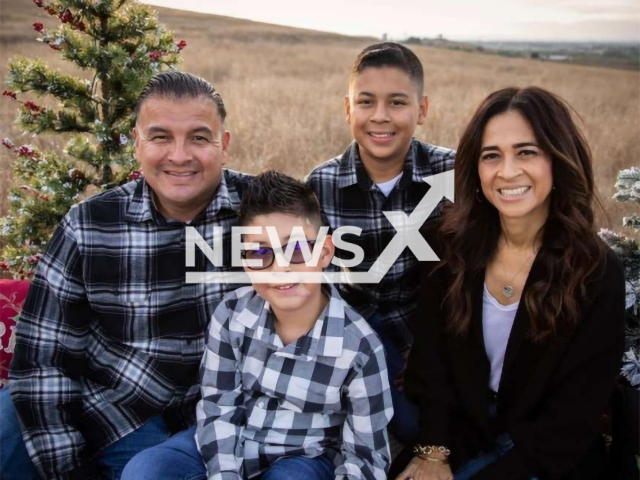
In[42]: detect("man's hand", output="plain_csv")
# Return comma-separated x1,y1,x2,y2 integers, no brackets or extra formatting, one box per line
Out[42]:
394,456,453,480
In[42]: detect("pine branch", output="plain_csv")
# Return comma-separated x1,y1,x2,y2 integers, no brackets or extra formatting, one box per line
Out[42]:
1,0,184,277
7,57,93,101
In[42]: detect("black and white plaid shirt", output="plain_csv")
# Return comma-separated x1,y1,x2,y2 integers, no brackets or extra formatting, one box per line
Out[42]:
196,285,393,480
306,139,455,353
10,170,251,480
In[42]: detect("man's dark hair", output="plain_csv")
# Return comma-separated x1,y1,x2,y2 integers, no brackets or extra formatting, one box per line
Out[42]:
239,171,322,228
135,71,226,122
350,42,424,96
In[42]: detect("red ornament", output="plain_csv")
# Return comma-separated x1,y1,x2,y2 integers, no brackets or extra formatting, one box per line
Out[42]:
76,20,86,32
24,101,42,114
18,145,35,157
59,9,74,24
33,22,45,33
128,170,143,181
2,138,14,149
176,40,187,51
49,43,62,51
149,51,162,61
2,90,17,100
0,262,9,270
33,0,44,6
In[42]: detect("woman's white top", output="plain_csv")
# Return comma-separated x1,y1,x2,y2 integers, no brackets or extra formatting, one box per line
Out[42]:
482,283,519,392
376,172,403,196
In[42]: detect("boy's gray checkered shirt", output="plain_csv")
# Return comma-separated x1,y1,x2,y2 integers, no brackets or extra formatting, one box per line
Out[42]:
196,285,393,480
306,138,455,352
9,170,250,480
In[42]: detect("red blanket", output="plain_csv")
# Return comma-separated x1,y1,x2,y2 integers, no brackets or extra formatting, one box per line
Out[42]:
0,280,30,388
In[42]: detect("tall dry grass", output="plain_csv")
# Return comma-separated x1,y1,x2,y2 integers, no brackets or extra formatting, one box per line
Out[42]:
1,1,639,232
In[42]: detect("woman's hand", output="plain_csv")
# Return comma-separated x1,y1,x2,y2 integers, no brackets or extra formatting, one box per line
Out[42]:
394,456,454,480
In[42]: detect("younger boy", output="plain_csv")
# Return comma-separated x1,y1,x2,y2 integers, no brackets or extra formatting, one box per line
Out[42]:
196,171,393,480
306,42,455,443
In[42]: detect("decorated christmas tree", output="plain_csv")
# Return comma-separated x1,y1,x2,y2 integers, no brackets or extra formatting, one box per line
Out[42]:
599,166,640,389
1,0,186,278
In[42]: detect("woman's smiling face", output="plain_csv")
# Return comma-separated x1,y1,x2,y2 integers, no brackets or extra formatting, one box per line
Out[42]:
478,109,553,224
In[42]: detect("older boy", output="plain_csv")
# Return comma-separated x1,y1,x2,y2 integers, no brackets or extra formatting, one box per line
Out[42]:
196,171,393,480
306,42,455,443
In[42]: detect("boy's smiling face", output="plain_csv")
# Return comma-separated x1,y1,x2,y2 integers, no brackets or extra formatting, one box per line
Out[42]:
346,66,428,177
242,212,334,320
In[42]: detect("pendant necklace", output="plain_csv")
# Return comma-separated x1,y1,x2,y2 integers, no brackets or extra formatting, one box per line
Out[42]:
501,252,536,298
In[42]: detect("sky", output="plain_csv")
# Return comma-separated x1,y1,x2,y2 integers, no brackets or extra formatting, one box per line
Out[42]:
141,0,640,43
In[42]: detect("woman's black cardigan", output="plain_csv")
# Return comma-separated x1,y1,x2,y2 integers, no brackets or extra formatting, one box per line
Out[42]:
404,238,625,480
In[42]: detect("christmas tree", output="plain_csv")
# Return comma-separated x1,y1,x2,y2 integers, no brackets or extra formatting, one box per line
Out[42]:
599,166,640,389
1,0,186,278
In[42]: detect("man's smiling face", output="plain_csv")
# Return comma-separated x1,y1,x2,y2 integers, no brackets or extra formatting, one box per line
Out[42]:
134,95,230,221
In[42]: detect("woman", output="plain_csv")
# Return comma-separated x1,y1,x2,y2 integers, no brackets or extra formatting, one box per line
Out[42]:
393,87,625,480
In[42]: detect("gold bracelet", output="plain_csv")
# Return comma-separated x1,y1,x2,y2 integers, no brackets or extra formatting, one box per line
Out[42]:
413,444,451,457
417,455,450,465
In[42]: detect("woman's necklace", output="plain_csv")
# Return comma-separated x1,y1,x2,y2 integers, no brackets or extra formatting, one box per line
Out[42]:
500,252,536,298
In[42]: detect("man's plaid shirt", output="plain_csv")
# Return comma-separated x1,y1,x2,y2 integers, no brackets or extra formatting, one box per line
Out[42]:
306,139,455,352
10,170,251,480
196,285,393,480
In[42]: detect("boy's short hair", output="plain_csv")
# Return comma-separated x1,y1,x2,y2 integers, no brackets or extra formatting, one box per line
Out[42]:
350,42,424,97
239,171,322,228
135,71,226,122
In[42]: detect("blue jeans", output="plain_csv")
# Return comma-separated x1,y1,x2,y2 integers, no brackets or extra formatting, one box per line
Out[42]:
454,402,539,480
0,387,171,480
121,425,205,480
368,314,420,444
0,387,40,480
122,424,335,480
258,455,335,480
454,433,539,480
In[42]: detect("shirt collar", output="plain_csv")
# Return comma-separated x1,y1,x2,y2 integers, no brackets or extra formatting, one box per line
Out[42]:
193,170,239,223
235,282,347,358
124,179,157,223
337,138,431,191
125,171,241,224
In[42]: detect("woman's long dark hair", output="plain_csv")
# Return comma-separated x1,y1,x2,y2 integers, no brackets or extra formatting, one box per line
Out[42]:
440,86,605,341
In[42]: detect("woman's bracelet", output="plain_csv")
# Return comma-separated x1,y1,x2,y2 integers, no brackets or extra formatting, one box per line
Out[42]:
413,444,451,457
417,455,450,465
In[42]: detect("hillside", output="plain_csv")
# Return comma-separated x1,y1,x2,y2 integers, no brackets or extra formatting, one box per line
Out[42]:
1,0,639,231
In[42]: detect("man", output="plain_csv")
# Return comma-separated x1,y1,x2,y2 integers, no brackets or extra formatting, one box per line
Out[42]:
0,72,250,480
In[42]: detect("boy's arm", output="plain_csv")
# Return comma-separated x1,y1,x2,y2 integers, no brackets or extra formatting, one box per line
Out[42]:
10,213,100,480
336,342,393,480
196,299,245,480
305,173,333,232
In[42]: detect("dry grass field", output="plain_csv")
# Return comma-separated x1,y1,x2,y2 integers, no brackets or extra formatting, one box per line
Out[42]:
1,0,639,231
